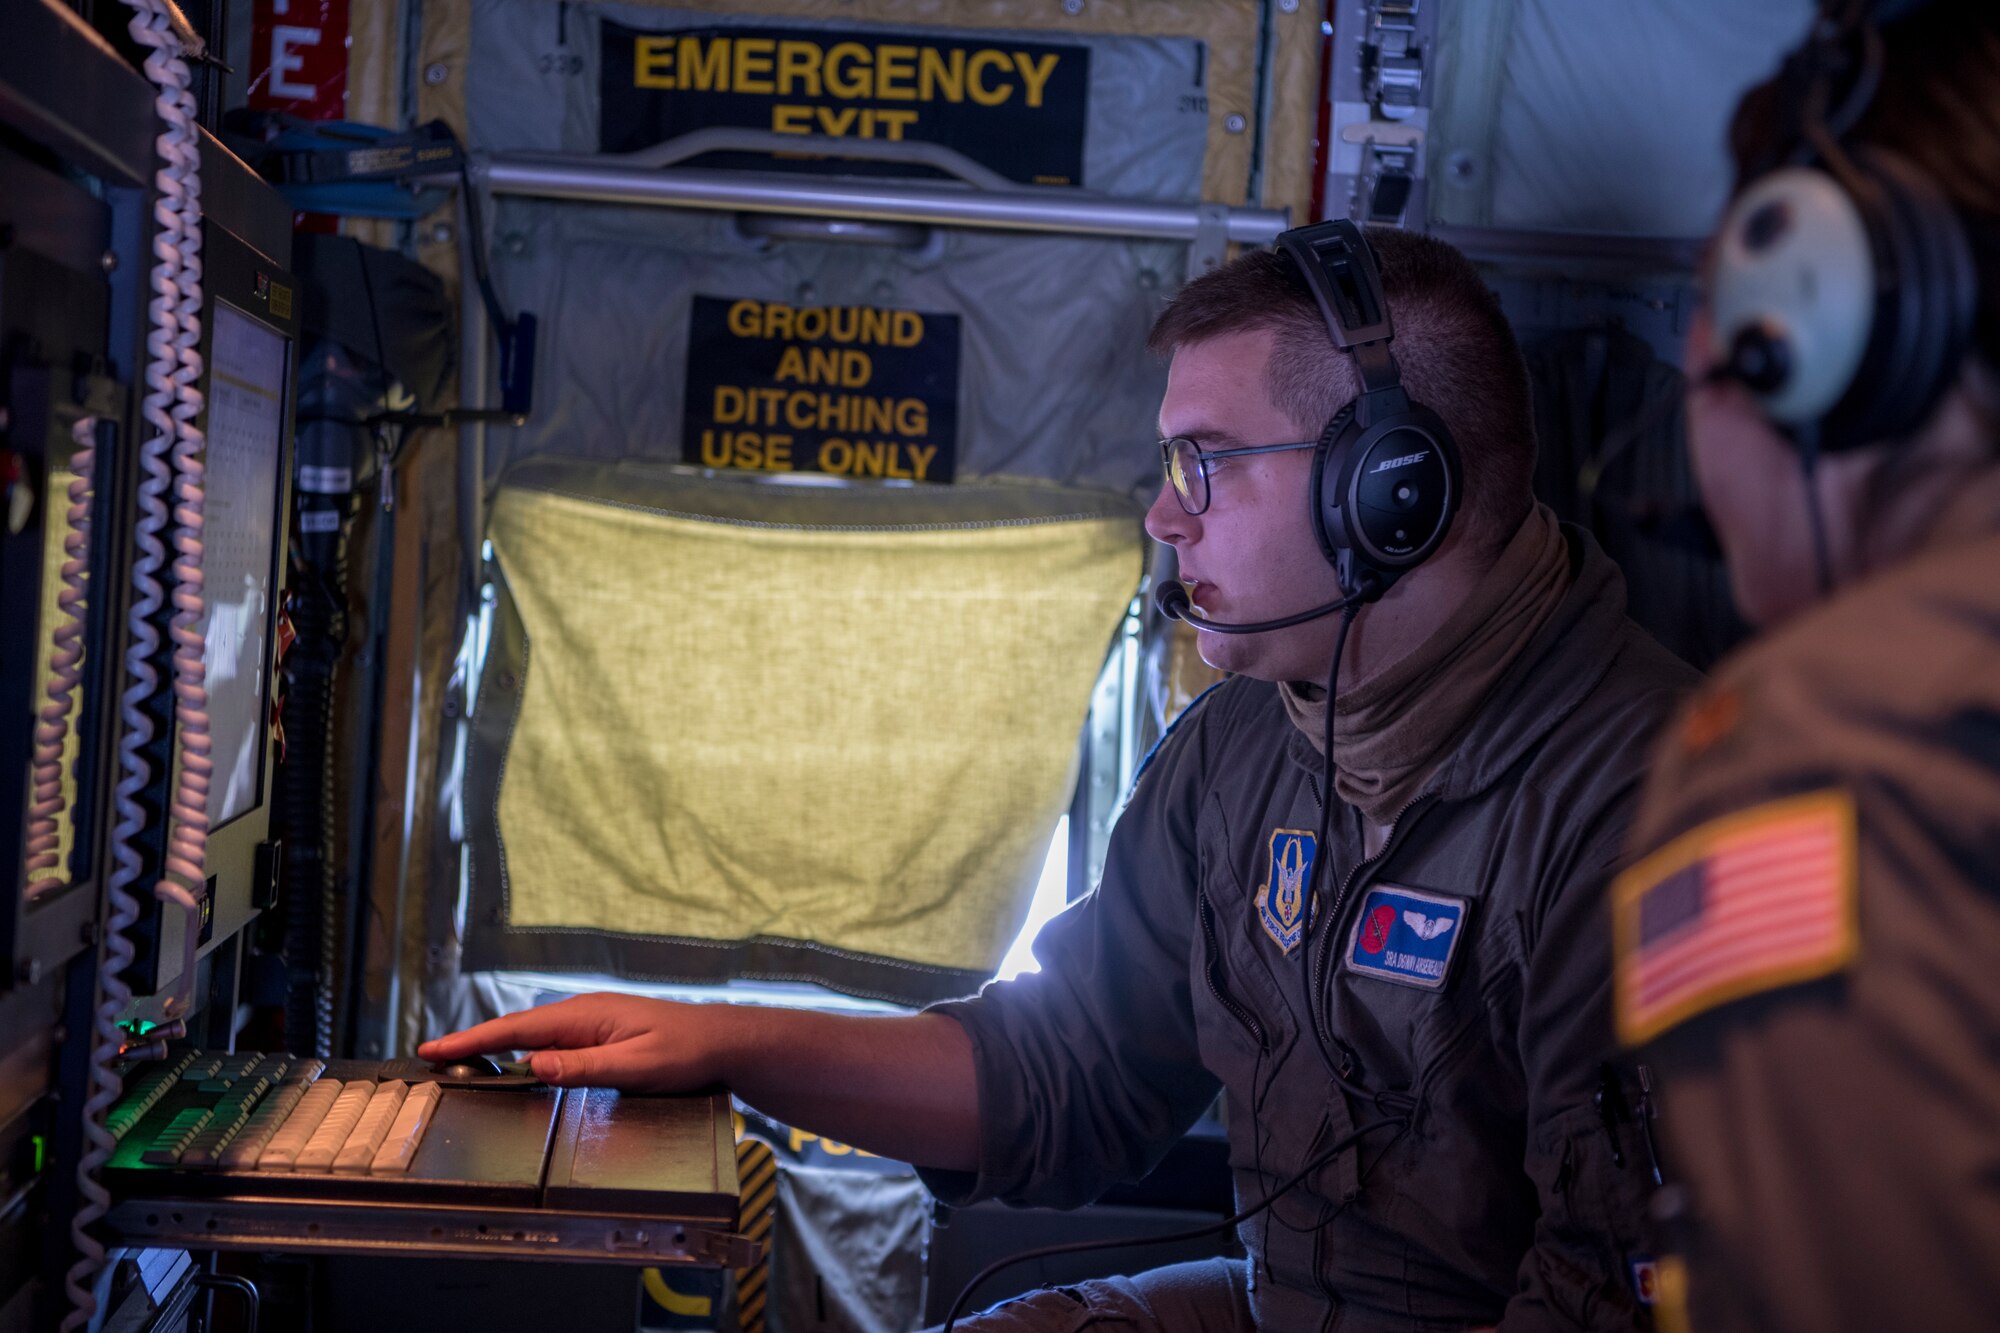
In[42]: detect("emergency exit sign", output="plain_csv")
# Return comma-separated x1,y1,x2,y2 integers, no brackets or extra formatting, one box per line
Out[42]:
248,0,350,120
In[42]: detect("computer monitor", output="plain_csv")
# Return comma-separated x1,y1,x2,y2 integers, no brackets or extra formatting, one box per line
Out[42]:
202,299,287,831
132,211,298,1006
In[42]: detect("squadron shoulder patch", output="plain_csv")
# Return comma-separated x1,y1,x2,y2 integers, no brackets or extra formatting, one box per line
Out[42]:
1614,789,1858,1046
1256,829,1316,953
1343,884,1469,989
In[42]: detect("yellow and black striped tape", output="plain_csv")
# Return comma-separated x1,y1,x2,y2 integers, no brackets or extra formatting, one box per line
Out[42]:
735,1135,778,1333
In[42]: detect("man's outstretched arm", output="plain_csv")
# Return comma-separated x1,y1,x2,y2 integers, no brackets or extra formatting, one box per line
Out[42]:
418,995,980,1172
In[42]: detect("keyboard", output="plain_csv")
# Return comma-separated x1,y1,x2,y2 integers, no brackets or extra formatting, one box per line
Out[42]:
107,1051,455,1176
102,1048,753,1269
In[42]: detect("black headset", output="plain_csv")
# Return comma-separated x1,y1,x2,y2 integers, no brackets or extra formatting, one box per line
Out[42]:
1709,0,1976,455
1276,220,1463,598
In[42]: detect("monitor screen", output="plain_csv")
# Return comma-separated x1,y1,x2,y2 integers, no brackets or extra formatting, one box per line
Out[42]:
200,301,287,830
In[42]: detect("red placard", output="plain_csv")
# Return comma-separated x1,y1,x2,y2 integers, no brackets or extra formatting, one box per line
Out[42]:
247,0,351,120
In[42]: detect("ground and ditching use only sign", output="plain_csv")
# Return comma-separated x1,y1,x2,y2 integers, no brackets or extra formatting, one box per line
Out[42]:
682,296,962,484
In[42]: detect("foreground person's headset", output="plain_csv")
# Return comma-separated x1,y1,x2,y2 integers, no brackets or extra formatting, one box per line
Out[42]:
1281,219,1464,597
1155,221,1464,634
1708,0,1975,455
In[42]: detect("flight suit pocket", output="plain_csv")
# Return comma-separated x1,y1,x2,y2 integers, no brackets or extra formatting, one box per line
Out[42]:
1194,890,1271,1061
1525,1102,1652,1328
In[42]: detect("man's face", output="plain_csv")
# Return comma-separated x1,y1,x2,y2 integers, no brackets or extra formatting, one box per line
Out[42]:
1145,329,1349,681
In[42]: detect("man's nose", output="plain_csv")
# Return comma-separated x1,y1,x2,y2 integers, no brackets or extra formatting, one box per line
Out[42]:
1144,481,1194,546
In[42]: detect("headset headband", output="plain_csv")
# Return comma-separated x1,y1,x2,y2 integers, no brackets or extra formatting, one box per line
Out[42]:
1275,221,1403,401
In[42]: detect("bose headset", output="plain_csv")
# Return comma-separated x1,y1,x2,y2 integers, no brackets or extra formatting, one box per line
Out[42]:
1154,218,1464,635
1708,0,1976,457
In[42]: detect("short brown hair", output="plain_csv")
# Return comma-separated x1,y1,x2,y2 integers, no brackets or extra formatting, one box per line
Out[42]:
1147,227,1536,552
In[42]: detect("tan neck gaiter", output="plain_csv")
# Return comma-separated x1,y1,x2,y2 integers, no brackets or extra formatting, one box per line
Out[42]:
1280,503,1572,825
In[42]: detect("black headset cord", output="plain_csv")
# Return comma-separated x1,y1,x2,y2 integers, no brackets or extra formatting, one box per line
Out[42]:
1793,420,1837,594
1298,602,1410,1115
938,1116,1406,1332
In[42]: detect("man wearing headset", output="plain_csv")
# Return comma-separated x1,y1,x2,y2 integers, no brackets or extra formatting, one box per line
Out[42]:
425,225,1695,1330
1608,3,2000,1331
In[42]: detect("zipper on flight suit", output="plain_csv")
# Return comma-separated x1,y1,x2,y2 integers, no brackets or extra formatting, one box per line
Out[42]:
1306,792,1438,1080
1198,891,1266,1049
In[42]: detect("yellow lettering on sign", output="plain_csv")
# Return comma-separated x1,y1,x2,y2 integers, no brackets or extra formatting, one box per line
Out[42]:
815,105,858,137
824,41,871,99
776,39,823,97
789,1127,814,1153
733,36,775,95
771,104,813,135
633,36,675,88
967,49,1012,106
815,439,941,481
1013,51,1059,108
775,346,874,387
678,36,727,92
920,46,965,103
699,428,794,473
875,44,918,101
872,109,916,141
727,302,925,349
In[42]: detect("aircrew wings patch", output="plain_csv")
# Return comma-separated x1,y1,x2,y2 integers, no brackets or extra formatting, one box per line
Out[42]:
1614,790,1858,1046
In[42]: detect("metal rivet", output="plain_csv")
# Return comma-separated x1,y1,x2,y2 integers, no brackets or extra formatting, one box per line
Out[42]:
1225,113,1247,134
1062,0,1084,12
431,222,454,245
498,671,517,690
1447,151,1480,184
425,62,450,85
1278,0,1298,10
101,250,119,273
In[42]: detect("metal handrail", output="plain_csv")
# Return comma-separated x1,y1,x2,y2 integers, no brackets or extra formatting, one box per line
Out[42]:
584,126,1019,192
463,129,1289,248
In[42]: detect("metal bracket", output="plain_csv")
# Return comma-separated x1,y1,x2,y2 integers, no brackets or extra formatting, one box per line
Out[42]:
1190,202,1230,275
1363,1,1424,122
1346,0,1428,225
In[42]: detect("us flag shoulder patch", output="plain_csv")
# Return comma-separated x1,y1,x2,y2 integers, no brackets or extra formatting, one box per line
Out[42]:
1614,789,1859,1046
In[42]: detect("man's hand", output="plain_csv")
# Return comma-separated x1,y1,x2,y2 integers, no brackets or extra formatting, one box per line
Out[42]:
419,997,981,1171
418,993,717,1091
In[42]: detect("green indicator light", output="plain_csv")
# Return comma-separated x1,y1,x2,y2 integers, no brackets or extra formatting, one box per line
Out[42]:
31,1134,45,1174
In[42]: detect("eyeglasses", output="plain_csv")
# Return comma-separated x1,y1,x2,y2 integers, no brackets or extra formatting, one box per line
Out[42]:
1159,435,1318,516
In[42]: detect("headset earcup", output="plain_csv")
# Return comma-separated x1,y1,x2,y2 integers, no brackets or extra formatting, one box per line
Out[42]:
1825,146,1979,451
1312,403,1358,567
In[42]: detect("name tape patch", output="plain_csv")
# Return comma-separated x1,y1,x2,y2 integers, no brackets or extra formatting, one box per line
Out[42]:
1613,789,1858,1046
1344,884,1468,989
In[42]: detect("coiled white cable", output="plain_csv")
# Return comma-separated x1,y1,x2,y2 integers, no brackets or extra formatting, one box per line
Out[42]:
157,0,209,991
62,0,205,1322
23,423,96,892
